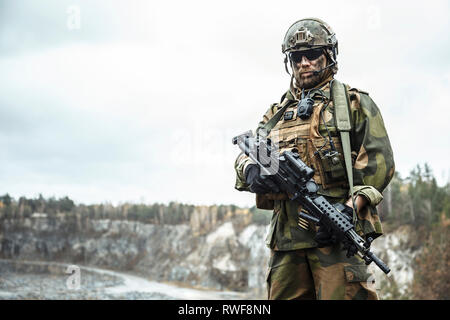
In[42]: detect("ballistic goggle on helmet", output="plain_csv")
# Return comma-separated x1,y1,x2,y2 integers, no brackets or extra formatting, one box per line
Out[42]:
282,18,338,74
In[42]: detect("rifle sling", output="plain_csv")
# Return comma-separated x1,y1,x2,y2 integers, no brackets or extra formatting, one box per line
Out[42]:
331,79,357,224
259,97,291,135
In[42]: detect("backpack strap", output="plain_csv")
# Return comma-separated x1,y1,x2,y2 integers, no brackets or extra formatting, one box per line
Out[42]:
331,79,357,224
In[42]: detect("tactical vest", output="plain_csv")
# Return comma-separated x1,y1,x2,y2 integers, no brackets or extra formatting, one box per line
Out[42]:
256,79,353,212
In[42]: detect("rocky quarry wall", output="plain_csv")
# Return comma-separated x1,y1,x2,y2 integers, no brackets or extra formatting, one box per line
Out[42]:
0,213,420,299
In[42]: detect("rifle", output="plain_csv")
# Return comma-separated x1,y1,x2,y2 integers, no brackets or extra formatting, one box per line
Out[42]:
232,130,390,274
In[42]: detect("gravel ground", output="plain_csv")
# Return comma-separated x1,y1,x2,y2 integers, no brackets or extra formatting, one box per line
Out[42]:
0,260,247,300
0,271,176,300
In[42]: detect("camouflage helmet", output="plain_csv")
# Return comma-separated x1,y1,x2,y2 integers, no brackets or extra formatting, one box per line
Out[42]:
282,18,338,54
282,18,338,74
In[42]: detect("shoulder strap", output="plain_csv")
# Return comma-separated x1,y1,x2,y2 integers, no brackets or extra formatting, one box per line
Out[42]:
258,97,291,137
331,79,357,223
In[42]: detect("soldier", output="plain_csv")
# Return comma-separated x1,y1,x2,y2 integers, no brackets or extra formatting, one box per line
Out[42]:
234,18,395,300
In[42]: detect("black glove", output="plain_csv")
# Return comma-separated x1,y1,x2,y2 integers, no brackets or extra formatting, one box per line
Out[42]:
342,237,358,258
313,203,351,247
313,203,358,258
245,164,280,194
314,224,339,248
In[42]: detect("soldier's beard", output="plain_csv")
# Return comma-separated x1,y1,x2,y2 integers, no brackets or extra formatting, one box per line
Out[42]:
293,55,330,89
294,72,323,89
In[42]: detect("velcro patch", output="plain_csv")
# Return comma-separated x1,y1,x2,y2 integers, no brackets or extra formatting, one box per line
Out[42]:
284,110,295,121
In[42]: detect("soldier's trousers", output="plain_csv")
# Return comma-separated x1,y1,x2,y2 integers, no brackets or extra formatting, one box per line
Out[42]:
266,244,379,300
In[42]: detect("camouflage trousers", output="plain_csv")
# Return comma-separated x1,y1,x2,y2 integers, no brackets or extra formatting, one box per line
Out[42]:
266,244,379,300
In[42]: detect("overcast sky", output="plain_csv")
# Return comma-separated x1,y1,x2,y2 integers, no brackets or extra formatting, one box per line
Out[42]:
1,0,449,207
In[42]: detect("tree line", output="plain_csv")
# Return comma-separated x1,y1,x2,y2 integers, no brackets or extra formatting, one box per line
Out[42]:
0,193,239,225
378,163,449,229
0,164,448,229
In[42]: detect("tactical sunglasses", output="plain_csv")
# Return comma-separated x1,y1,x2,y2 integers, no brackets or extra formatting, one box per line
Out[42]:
289,48,324,63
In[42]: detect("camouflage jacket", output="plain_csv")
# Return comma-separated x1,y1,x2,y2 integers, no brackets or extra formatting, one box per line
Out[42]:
234,79,395,251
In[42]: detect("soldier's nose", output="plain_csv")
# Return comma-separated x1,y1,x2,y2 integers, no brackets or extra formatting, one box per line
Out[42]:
300,56,311,66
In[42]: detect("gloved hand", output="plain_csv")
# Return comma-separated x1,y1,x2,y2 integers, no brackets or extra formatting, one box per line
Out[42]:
314,203,351,247
342,238,358,258
245,164,280,194
314,224,338,247
313,203,359,258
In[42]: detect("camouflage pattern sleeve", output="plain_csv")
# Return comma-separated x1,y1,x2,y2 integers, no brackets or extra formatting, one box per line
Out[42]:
234,103,279,191
348,89,395,239
349,90,395,203
234,152,253,191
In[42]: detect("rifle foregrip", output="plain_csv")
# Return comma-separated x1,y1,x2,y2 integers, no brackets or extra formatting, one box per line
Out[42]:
366,251,390,274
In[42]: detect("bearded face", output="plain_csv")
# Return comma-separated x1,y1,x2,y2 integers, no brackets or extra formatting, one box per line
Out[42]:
290,49,328,89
